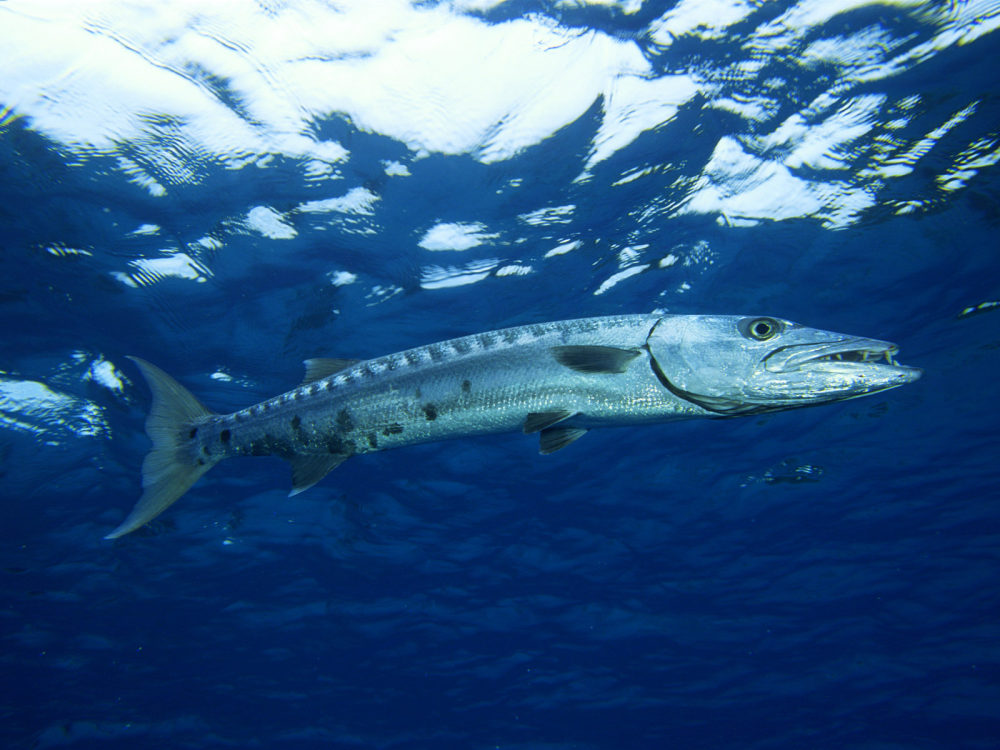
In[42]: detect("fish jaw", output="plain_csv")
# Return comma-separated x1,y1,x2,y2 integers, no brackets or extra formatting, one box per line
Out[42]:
752,336,922,403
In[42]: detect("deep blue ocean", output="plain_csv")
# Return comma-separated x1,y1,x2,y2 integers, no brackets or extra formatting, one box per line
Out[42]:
2,1,999,748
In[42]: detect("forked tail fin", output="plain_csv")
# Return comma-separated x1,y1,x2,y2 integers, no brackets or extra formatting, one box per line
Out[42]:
105,357,220,539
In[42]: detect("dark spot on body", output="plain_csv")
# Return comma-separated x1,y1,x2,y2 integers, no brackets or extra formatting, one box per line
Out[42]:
452,339,471,354
382,423,404,436
428,345,445,362
461,379,471,394
261,433,295,458
477,333,495,349
197,458,206,466
415,388,422,399
309,384,319,395
220,429,231,443
423,404,438,421
501,329,519,344
326,436,356,455
337,409,353,432
367,432,378,449
189,427,198,439
405,351,421,366
291,415,302,430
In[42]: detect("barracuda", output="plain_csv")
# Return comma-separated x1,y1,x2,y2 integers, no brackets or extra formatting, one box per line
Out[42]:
106,314,922,538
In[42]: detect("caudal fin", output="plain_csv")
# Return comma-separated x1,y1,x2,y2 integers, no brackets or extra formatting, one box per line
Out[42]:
106,357,219,539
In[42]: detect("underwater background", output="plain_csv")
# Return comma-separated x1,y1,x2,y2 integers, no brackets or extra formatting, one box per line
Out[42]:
2,1,999,748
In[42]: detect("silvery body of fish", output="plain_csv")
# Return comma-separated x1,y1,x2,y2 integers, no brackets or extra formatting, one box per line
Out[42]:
107,313,922,538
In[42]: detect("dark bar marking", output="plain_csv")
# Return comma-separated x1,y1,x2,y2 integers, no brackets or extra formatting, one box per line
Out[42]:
337,409,354,432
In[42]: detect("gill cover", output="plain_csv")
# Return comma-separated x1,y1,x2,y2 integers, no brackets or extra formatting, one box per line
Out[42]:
644,315,790,414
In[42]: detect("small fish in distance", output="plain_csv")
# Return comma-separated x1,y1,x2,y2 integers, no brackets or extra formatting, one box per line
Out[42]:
107,314,921,538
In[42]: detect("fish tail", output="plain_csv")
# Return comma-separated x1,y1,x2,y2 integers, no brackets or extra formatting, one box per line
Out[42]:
105,357,220,539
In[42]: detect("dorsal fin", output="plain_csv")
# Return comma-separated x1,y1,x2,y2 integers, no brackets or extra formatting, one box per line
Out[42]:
539,426,588,454
524,410,575,434
301,358,360,385
551,345,640,374
287,454,349,496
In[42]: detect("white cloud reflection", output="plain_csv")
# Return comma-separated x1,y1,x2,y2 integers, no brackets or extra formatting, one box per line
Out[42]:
0,0,996,302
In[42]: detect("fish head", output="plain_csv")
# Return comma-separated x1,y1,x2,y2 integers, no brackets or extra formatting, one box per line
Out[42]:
646,315,922,415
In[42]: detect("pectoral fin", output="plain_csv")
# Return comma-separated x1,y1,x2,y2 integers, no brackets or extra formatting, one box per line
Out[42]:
301,358,360,385
551,345,640,374
288,454,349,496
539,427,588,454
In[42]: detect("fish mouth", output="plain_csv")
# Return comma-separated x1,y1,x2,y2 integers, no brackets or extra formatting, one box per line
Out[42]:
764,338,922,381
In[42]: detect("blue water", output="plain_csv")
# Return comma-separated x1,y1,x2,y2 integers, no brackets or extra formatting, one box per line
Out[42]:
2,2,999,748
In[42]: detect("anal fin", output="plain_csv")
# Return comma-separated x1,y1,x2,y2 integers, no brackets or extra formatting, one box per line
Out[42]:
524,410,575,434
288,454,349,496
539,426,588,454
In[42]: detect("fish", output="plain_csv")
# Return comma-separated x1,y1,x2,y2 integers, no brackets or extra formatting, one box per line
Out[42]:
106,314,922,538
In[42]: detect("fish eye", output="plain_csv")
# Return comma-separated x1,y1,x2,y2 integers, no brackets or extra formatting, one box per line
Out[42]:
739,317,783,341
